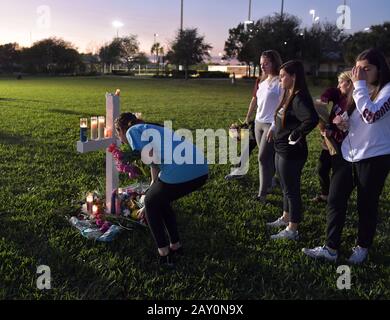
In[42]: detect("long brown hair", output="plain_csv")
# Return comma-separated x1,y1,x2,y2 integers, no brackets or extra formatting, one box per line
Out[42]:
259,50,283,82
114,112,164,137
114,112,142,135
274,60,311,127
356,48,390,101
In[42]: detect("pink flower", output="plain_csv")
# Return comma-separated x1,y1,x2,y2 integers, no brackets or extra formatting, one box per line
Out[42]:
107,143,117,153
100,222,111,233
108,143,142,179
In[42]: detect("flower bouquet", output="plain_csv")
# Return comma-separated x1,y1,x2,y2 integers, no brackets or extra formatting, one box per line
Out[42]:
70,191,123,241
106,143,149,227
69,143,150,240
314,99,339,156
106,185,149,228
107,143,149,180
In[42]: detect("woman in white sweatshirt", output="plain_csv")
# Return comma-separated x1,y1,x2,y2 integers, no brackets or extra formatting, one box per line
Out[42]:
303,48,390,264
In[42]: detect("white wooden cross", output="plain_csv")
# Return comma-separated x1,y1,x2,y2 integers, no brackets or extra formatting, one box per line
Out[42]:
76,93,121,213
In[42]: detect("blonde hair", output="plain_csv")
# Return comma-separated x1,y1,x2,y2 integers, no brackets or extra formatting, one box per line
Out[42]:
338,70,352,83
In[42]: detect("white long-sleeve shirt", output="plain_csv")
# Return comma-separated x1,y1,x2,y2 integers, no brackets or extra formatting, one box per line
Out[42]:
341,80,390,162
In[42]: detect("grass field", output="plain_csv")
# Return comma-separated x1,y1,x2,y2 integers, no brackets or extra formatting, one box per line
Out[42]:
0,76,389,300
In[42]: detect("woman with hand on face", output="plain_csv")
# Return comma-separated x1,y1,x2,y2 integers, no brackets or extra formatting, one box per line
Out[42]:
303,48,390,264
227,50,283,202
266,60,319,240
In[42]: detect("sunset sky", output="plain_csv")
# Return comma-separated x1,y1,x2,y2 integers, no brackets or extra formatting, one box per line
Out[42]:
1,0,389,55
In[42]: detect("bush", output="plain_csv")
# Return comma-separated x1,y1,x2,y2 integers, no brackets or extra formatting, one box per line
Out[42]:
170,70,198,78
112,70,135,76
198,71,230,79
152,75,169,79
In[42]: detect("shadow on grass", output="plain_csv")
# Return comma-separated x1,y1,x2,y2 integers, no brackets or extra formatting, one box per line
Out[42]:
0,214,128,299
0,130,38,146
0,97,51,104
47,108,96,117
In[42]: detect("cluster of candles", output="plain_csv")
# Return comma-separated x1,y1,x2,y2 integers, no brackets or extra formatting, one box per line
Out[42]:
80,117,111,142
86,192,103,216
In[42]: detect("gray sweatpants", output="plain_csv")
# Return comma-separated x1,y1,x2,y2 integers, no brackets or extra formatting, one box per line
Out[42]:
254,122,275,196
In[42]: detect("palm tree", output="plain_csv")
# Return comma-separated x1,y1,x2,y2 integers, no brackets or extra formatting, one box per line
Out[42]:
151,42,163,74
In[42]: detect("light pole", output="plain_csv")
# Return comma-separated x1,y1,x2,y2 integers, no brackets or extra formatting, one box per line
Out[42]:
281,0,284,18
112,20,124,38
248,0,252,22
244,0,254,31
180,0,184,32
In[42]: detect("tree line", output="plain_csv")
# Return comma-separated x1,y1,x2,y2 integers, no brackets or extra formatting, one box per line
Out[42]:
225,14,390,77
0,13,389,77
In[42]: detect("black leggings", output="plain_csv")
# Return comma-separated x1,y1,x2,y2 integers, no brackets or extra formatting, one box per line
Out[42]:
317,149,332,196
327,154,390,249
144,174,208,248
275,153,307,224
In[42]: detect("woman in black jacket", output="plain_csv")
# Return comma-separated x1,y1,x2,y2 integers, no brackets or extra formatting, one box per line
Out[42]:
266,60,319,240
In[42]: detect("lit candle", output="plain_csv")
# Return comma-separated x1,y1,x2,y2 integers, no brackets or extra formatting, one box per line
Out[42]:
80,118,88,142
105,128,112,138
92,205,99,216
86,193,94,213
98,116,105,140
90,116,98,140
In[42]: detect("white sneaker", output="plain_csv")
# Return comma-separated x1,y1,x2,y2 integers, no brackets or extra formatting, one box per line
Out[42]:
347,246,368,265
270,228,299,240
302,246,338,262
224,168,245,180
266,217,289,228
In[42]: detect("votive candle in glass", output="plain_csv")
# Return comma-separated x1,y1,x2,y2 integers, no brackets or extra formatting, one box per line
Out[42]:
86,193,94,213
80,118,88,142
90,116,98,140
98,116,105,140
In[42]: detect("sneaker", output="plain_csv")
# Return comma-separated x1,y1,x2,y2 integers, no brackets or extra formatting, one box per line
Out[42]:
302,246,338,262
311,195,328,203
266,217,289,228
270,228,299,240
159,252,175,268
347,246,368,265
254,195,267,203
225,168,245,180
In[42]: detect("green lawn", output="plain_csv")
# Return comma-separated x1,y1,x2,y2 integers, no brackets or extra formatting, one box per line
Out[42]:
0,76,389,299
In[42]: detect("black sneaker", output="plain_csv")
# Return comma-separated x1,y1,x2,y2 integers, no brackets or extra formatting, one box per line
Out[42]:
158,252,175,268
253,195,267,203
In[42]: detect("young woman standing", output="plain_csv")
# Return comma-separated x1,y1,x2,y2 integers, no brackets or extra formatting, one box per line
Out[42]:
311,71,353,203
303,49,390,264
266,60,319,240
226,50,282,201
